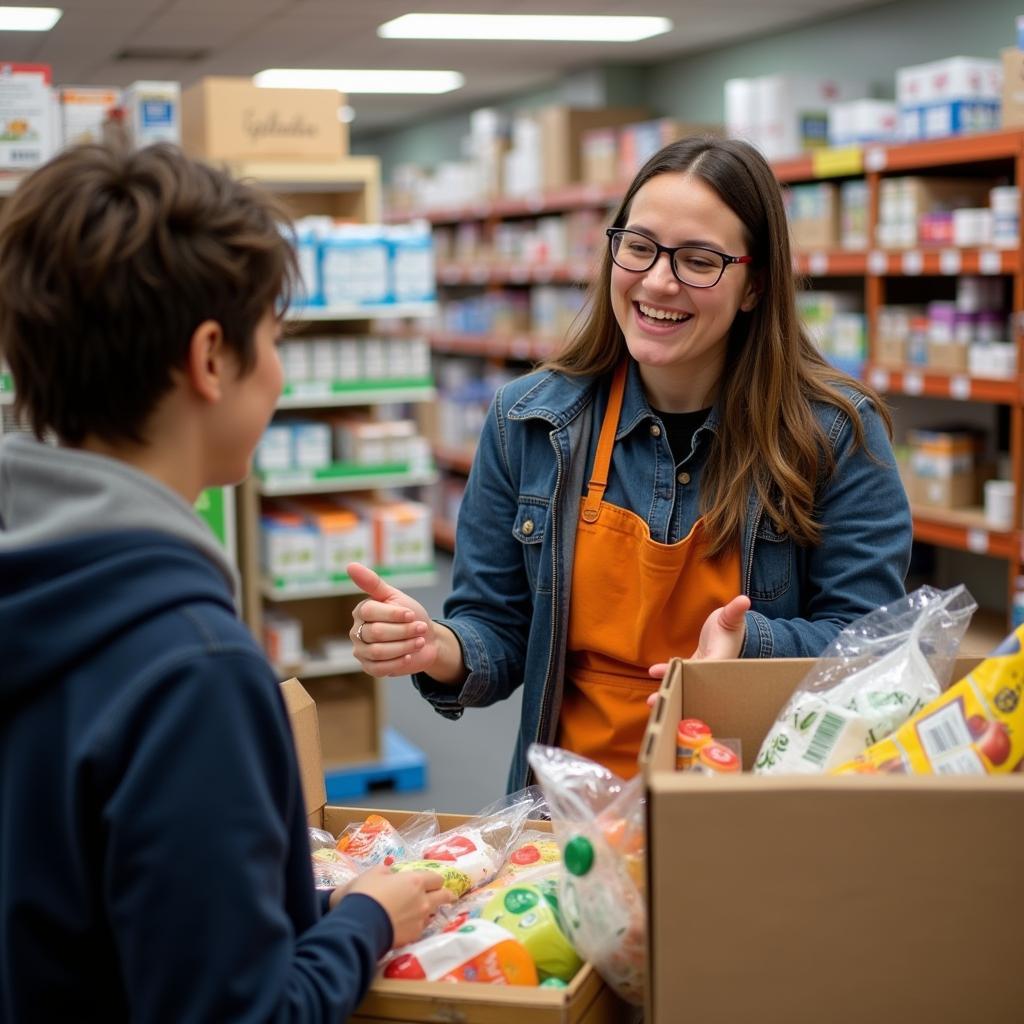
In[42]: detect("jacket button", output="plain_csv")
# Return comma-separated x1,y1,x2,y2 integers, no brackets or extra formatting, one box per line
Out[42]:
522,519,535,536
677,471,691,485
649,424,662,437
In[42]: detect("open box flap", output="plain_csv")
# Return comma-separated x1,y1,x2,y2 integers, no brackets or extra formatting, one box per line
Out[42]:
280,677,327,818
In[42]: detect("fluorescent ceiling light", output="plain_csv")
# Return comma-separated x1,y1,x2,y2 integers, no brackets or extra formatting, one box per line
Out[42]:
378,13,672,42
254,68,464,94
0,6,61,31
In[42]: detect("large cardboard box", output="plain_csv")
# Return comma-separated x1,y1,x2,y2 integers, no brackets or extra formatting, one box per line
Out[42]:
281,678,632,1024
640,656,1023,1024
536,106,648,191
182,77,347,162
1002,48,1024,127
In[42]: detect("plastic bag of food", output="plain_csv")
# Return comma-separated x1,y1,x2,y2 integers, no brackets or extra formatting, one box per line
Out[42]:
308,827,361,889
335,811,438,868
391,789,536,898
755,585,976,774
382,919,538,985
526,745,646,1005
834,623,1024,775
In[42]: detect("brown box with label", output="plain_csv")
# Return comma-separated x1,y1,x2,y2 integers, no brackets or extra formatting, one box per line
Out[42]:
639,656,1022,1024
281,679,632,1024
1001,48,1024,128
182,76,347,162
536,106,648,191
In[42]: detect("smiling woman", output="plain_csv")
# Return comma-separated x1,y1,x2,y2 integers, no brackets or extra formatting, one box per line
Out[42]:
345,135,913,792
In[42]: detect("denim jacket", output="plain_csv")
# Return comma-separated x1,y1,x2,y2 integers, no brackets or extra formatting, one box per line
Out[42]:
416,362,912,791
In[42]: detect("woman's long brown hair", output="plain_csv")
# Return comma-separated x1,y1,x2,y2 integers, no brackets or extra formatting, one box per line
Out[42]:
544,135,892,557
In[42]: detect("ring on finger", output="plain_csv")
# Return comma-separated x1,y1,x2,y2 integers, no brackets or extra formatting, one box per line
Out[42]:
355,622,365,643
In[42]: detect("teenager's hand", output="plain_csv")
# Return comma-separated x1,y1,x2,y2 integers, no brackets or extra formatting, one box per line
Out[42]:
343,865,453,948
347,562,440,677
692,595,750,660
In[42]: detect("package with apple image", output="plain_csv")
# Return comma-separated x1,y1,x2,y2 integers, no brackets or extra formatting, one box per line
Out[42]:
755,585,976,775
834,622,1024,775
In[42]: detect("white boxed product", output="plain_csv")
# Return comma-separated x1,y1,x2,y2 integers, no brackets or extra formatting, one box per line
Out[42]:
828,99,899,146
280,340,311,383
388,222,436,303
724,77,759,144
291,421,332,470
123,80,181,147
256,424,294,471
260,514,321,578
263,612,304,666
59,87,121,146
320,226,389,307
897,57,1001,104
347,498,432,570
309,338,337,382
0,64,56,170
952,208,993,247
333,416,391,466
335,338,361,381
361,337,389,379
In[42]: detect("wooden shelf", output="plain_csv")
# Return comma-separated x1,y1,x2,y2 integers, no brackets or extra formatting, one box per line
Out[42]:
865,365,1018,404
432,444,475,475
385,182,622,224
911,506,1018,560
867,129,1023,173
428,331,557,361
796,248,1019,277
436,262,590,286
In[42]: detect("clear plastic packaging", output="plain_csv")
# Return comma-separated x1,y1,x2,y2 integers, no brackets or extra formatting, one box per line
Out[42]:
755,585,976,774
527,745,646,1006
335,810,438,868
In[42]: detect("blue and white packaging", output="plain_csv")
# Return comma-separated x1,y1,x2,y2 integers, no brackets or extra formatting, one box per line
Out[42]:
256,424,294,472
123,80,180,146
320,225,390,308
290,421,332,470
388,222,436,304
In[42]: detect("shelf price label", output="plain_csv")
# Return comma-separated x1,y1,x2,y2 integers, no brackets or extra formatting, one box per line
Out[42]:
939,249,962,275
808,251,829,276
902,371,924,395
811,146,863,178
949,375,971,400
966,529,989,554
901,251,923,275
868,367,890,391
979,249,1002,275
868,250,888,275
864,147,887,172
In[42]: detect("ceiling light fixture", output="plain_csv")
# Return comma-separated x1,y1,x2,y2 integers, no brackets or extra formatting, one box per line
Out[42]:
0,6,61,31
377,13,672,42
254,68,464,94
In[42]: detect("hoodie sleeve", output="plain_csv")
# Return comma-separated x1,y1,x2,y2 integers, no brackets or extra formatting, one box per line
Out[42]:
93,647,392,1023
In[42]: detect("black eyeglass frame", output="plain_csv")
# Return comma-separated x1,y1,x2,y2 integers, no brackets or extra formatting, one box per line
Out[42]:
605,227,753,288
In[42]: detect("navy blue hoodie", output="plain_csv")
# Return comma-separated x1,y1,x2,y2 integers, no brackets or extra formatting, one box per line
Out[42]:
0,435,392,1022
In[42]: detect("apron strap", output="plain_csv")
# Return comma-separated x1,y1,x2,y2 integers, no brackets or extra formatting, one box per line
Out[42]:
582,359,628,524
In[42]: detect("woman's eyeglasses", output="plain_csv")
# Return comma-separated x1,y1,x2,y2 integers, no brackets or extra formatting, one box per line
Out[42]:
606,228,752,288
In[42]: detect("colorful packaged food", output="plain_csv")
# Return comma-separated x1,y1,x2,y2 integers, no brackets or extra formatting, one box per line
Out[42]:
482,881,582,983
675,718,712,770
391,858,479,899
310,846,361,890
382,919,539,985
834,625,1024,775
335,810,438,868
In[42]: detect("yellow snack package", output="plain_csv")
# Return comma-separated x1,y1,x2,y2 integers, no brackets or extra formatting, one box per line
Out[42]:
833,625,1024,775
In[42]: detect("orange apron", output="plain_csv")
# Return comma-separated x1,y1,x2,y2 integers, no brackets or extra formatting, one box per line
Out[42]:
556,360,741,778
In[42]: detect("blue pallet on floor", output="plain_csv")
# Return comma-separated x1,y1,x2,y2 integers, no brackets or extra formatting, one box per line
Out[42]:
324,728,428,800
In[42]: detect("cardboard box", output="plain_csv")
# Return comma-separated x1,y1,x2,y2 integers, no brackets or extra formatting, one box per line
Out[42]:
927,340,970,373
1002,48,1024,128
304,673,380,765
280,678,632,1023
182,77,346,162
874,335,906,368
536,106,648,191
640,656,1022,1024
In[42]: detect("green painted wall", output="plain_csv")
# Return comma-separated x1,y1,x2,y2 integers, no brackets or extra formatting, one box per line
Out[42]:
354,0,1019,180
648,0,1019,123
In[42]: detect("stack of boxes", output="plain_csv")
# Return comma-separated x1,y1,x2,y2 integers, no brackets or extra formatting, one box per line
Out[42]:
875,177,996,249
295,219,436,310
278,335,431,389
906,428,986,510
896,56,1001,141
796,291,866,376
